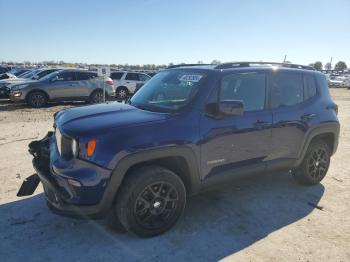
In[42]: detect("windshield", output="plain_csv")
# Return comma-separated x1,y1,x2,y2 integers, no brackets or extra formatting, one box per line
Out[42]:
40,70,63,81
18,69,40,79
130,70,207,113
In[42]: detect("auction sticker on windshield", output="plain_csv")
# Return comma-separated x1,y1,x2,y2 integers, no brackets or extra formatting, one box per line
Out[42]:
179,74,203,82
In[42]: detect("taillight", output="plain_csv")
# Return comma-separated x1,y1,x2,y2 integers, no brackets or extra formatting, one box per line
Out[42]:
105,79,113,86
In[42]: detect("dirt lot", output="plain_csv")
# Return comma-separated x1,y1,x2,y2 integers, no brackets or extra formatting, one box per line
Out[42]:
0,89,349,262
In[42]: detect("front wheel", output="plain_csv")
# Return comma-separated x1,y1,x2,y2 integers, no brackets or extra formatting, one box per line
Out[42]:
115,166,186,237
292,140,331,185
26,91,48,108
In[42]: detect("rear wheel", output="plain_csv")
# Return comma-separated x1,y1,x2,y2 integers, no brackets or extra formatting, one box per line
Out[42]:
90,90,104,104
116,86,129,100
292,140,331,185
115,166,186,237
26,91,48,108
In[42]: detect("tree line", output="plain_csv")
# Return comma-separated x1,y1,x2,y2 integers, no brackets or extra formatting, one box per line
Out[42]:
309,61,347,71
1,59,348,71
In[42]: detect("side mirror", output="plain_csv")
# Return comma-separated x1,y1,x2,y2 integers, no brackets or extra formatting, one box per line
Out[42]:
218,100,244,116
32,75,39,80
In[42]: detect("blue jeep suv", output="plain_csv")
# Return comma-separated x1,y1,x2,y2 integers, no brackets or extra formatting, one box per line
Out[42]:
18,62,340,237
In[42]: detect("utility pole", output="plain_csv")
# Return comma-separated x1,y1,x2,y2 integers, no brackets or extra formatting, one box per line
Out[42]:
283,55,287,63
330,57,333,70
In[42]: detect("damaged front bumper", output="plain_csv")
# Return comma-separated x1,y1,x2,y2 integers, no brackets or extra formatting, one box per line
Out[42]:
17,132,112,219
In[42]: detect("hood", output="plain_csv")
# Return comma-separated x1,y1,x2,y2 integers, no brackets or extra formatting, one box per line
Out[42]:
55,102,170,136
8,79,39,89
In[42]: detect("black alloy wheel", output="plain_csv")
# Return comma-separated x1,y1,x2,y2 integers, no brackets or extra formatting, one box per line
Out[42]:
292,140,330,185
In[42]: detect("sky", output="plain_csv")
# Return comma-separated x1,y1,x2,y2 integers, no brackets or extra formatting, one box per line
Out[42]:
0,0,349,66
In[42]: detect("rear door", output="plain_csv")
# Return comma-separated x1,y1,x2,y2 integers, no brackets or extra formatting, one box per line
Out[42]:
269,71,318,161
75,71,97,97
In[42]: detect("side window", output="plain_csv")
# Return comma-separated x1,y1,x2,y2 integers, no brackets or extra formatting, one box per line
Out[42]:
125,73,139,81
138,74,150,81
110,72,124,80
220,73,266,111
37,70,55,78
89,72,98,79
303,74,317,101
76,72,97,80
75,72,88,81
271,72,303,108
56,71,76,81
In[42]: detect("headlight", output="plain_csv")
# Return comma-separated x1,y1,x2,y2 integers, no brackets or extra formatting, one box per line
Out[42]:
71,139,79,158
12,91,22,97
55,129,62,155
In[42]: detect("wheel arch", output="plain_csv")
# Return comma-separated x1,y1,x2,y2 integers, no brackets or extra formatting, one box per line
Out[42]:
90,88,103,96
295,122,340,167
116,85,129,90
25,89,50,101
101,146,200,211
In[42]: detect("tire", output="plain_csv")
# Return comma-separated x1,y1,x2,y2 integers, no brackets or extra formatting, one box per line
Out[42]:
115,165,186,237
90,90,104,104
116,86,129,100
292,140,331,185
26,91,48,108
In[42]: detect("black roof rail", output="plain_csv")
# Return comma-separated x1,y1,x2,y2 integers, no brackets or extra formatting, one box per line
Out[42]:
215,61,315,71
167,63,213,69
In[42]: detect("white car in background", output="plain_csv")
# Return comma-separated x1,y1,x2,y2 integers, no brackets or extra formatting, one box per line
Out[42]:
329,75,346,88
343,76,350,88
110,71,151,99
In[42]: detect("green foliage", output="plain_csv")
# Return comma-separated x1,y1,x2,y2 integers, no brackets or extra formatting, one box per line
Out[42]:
325,62,332,70
313,61,323,70
334,61,347,71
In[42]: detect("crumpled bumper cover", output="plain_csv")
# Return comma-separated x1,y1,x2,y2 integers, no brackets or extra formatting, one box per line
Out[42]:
17,132,112,219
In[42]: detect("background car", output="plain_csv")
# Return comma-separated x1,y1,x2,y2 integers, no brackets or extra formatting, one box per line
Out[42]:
329,75,344,88
344,77,350,88
7,68,30,77
0,68,61,98
0,72,16,80
110,71,151,99
0,66,11,74
9,69,114,107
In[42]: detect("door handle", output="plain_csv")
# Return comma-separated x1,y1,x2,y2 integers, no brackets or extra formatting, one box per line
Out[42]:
254,120,269,130
301,113,316,121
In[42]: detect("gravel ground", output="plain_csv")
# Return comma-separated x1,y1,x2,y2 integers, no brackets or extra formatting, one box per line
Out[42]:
0,89,349,262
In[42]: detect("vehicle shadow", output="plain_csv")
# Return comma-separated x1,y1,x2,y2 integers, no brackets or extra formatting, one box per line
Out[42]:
0,172,324,262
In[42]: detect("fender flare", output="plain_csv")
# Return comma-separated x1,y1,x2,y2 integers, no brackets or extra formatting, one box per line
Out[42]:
294,122,340,167
98,146,200,213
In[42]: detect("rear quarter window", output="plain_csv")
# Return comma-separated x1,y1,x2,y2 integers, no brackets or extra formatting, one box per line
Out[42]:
303,74,317,101
315,73,331,97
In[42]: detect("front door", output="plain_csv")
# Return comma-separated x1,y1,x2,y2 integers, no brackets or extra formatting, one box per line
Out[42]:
200,72,272,180
48,71,77,99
